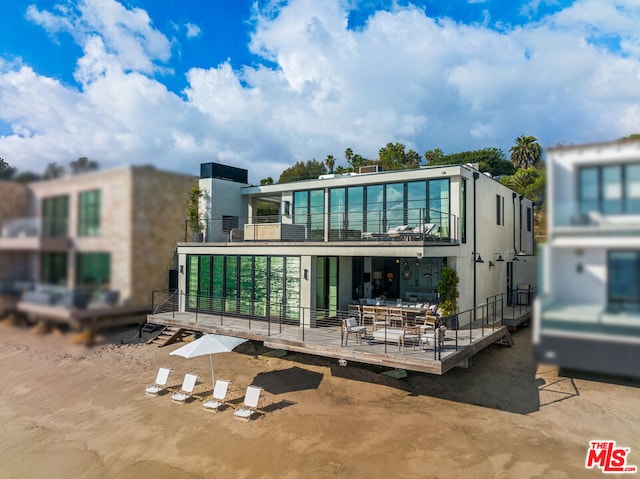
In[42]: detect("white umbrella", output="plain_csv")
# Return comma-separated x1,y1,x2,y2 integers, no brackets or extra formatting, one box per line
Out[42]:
170,334,248,388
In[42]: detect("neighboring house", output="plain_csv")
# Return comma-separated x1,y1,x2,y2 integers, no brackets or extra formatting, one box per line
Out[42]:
535,139,640,379
0,165,196,328
149,161,536,373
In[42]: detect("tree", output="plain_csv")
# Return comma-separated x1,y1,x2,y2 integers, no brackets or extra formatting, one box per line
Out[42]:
13,171,41,183
423,148,444,165
424,147,515,177
500,167,545,204
378,142,422,171
186,184,204,236
325,154,335,173
509,135,542,169
619,133,640,142
260,177,274,186
0,158,16,180
437,265,459,319
278,159,327,184
70,157,99,175
43,162,65,180
344,148,353,168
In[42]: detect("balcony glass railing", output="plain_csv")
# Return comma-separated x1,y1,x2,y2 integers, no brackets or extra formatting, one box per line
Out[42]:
184,208,460,244
1,218,40,238
553,201,640,231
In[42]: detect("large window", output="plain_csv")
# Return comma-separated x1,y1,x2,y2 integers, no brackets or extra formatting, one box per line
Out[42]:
294,190,325,240
579,163,640,215
42,195,69,237
41,252,68,285
608,251,640,313
76,252,110,292
78,190,101,236
186,254,301,321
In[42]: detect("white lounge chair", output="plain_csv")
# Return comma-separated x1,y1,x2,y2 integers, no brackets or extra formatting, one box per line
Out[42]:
234,385,262,421
171,373,198,404
145,367,172,396
342,317,367,346
203,379,231,412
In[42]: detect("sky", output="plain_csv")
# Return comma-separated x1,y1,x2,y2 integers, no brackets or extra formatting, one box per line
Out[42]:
0,0,639,184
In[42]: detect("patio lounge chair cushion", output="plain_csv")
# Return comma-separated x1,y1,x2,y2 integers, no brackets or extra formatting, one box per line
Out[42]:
203,379,231,412
145,367,172,396
234,385,262,421
171,373,198,404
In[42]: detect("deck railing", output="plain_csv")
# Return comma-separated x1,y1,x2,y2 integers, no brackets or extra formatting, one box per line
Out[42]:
183,207,459,244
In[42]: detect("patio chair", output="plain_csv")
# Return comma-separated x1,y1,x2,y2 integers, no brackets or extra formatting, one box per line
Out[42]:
342,317,367,346
171,373,199,404
234,385,263,421
145,367,172,396
203,379,231,412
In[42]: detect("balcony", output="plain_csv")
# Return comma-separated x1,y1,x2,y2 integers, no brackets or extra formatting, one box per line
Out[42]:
184,209,460,245
0,217,70,251
553,201,640,235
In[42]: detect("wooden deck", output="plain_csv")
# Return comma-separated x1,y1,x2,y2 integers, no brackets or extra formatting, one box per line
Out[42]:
146,310,524,375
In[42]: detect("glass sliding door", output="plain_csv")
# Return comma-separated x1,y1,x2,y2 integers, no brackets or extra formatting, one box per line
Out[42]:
186,255,199,309
316,257,338,316
407,181,426,228
199,256,212,311
347,186,364,239
365,185,384,233
225,256,238,313
254,256,267,317
386,183,405,229
239,256,253,316
608,251,640,313
269,257,284,319
329,188,345,240
285,257,301,321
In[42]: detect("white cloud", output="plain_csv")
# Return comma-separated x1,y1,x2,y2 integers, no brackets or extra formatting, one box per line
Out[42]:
185,22,201,39
2,0,640,183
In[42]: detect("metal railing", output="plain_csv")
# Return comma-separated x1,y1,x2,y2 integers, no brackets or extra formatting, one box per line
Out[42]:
183,207,460,244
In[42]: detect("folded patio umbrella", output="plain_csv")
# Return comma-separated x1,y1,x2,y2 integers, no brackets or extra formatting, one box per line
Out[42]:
170,334,248,388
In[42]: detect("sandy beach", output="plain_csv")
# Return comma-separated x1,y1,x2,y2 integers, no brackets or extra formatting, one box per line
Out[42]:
0,322,638,479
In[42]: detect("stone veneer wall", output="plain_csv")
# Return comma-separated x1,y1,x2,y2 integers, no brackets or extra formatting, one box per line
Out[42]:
0,181,31,282
130,168,196,307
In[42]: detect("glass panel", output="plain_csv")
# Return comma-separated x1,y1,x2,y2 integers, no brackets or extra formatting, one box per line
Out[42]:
41,252,68,285
626,164,640,213
212,256,224,311
199,256,212,311
76,252,110,296
347,186,364,238
429,179,450,237
187,255,199,309
42,195,69,237
608,251,640,312
602,165,622,214
329,188,345,240
316,257,327,310
269,257,284,318
78,190,101,236
254,257,267,317
309,190,325,240
579,167,599,214
407,181,426,228
386,183,404,229
239,256,253,315
328,257,338,316
460,179,467,243
366,185,384,233
285,257,300,321
225,256,238,313
293,191,308,226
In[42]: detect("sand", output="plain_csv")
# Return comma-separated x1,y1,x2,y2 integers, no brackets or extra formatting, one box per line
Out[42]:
0,322,638,479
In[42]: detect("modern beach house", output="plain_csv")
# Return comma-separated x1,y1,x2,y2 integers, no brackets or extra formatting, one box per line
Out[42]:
534,139,640,379
148,161,536,374
0,165,196,330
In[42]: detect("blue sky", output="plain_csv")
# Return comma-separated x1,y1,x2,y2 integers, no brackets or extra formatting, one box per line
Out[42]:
0,0,639,183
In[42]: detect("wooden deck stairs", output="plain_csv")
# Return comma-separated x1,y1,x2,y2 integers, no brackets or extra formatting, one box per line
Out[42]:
494,329,514,347
147,326,193,347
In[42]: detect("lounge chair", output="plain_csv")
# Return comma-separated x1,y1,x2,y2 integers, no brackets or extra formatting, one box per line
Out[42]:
145,367,172,396
203,379,231,412
171,373,199,404
342,317,367,346
233,385,262,421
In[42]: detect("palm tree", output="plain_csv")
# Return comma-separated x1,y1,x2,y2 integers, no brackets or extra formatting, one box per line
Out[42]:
325,154,335,173
344,148,353,169
509,135,542,169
